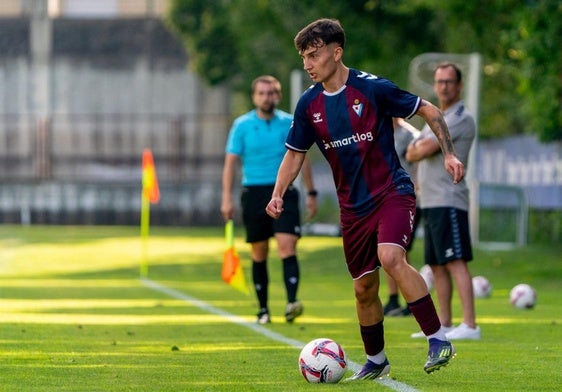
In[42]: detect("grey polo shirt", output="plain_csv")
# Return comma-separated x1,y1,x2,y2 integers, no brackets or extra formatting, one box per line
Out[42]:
417,100,476,210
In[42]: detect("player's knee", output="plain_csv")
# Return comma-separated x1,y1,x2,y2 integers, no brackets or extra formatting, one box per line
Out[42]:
378,252,403,274
354,277,378,303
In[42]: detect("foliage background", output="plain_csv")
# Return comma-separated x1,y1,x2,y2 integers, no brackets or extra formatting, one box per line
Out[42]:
166,0,561,141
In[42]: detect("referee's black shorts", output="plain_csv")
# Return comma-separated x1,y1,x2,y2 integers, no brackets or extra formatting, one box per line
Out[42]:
241,184,301,243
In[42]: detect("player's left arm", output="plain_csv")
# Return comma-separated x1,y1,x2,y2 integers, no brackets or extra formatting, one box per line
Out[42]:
415,99,465,184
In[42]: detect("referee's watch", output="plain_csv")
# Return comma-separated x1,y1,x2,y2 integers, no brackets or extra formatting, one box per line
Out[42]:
307,190,318,197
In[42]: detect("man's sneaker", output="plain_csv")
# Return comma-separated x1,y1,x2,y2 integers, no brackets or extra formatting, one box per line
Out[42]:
446,323,481,340
256,308,270,325
411,325,455,339
383,301,403,316
285,301,303,323
424,338,455,373
345,358,390,381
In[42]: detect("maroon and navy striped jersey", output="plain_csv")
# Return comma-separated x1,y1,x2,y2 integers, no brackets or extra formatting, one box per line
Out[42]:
286,68,420,216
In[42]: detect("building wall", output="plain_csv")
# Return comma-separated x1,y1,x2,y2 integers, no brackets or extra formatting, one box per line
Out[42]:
0,13,232,226
0,0,169,18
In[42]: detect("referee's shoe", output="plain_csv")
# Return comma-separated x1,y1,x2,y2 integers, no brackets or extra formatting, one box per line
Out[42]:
284,301,303,322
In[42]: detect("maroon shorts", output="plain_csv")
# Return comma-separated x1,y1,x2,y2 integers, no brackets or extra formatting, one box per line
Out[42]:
341,194,416,280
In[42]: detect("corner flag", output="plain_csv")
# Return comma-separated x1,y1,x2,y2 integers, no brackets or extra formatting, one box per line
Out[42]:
142,149,160,203
140,148,159,277
222,220,250,295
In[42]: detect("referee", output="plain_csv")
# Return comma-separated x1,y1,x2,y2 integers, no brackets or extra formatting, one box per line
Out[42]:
221,75,317,324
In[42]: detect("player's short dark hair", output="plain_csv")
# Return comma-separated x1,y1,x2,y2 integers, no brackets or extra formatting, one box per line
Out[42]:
434,62,462,83
294,18,346,53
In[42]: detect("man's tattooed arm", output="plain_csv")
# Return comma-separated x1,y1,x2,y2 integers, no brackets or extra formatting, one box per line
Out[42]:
417,100,456,156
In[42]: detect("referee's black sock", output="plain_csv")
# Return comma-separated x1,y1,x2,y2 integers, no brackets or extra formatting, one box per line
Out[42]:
252,260,269,310
282,255,299,304
388,294,399,306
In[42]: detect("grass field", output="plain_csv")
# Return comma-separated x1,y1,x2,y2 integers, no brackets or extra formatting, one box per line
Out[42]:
0,224,560,391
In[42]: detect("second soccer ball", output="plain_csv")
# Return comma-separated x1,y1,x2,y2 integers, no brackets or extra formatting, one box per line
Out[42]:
472,275,492,298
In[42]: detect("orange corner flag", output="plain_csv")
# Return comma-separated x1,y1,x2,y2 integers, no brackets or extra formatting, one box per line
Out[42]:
140,148,159,278
142,148,160,204
222,220,250,295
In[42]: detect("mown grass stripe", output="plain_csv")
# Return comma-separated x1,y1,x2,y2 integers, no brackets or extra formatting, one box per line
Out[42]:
142,277,419,392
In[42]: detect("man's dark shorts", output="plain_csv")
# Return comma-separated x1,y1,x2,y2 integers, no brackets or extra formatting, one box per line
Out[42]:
241,185,301,243
422,207,473,265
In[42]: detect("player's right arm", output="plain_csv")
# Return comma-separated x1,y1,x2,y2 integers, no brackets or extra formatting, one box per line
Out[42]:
221,153,239,221
415,99,464,183
266,150,306,219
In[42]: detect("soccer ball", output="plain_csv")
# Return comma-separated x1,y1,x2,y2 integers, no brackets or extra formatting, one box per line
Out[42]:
509,283,537,309
472,275,492,298
298,338,347,383
419,265,434,291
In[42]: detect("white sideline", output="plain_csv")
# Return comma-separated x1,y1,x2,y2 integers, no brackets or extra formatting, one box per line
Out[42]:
141,277,419,392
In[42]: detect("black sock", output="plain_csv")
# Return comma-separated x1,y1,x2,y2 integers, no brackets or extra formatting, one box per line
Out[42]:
388,294,399,305
282,255,299,303
252,260,268,310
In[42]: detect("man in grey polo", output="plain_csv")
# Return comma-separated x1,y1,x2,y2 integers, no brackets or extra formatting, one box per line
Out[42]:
406,61,480,340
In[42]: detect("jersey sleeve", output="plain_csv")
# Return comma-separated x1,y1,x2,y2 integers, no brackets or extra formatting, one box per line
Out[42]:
225,118,243,156
285,94,316,152
377,78,421,119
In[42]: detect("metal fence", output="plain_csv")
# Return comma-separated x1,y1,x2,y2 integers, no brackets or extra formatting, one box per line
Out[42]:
0,113,229,225
0,113,227,181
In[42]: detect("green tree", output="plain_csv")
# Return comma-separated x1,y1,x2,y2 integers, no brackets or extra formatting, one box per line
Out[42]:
167,0,561,140
166,0,240,85
435,0,561,141
167,0,441,112
504,1,562,142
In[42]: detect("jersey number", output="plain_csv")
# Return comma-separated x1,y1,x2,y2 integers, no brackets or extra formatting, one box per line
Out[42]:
357,71,378,80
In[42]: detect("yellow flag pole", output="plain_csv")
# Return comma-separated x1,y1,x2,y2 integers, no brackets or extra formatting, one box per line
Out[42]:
140,192,150,278
225,219,234,248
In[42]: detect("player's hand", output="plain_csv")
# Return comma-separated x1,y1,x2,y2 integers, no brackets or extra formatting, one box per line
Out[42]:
305,195,318,221
265,197,284,219
444,154,465,184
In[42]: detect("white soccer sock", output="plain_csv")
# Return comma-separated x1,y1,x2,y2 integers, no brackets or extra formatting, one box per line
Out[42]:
426,326,448,341
367,350,386,365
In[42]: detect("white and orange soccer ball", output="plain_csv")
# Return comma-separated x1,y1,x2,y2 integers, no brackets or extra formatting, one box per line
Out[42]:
510,283,537,309
298,338,347,383
472,275,492,298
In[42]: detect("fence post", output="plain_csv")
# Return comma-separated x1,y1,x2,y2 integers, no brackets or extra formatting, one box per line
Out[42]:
35,116,51,178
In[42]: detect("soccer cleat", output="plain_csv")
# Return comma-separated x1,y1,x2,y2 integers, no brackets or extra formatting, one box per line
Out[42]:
256,308,270,325
285,301,303,323
424,338,455,373
411,325,454,339
345,358,391,381
383,301,403,317
401,306,412,316
446,323,481,340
